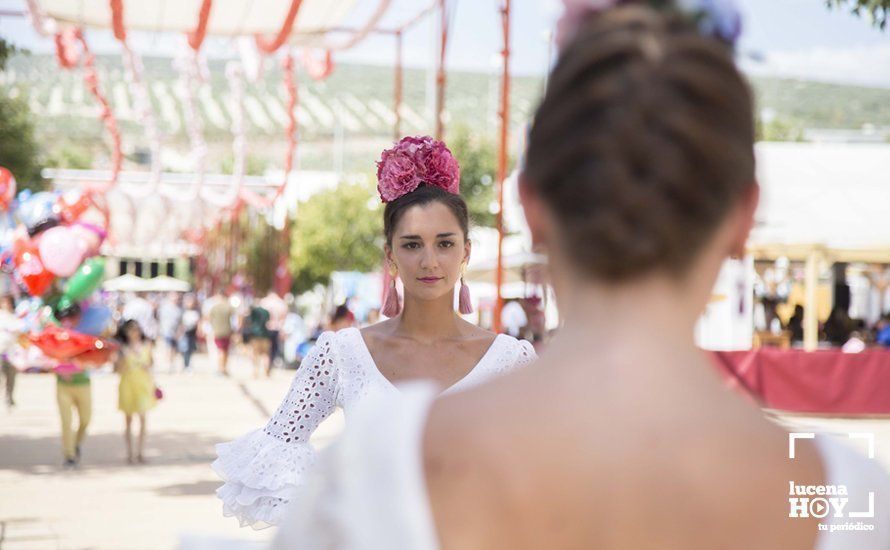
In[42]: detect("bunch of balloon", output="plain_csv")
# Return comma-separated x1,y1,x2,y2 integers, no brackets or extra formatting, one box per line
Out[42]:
0,166,116,366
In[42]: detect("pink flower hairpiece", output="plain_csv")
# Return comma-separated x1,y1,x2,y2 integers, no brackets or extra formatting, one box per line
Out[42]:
376,135,461,203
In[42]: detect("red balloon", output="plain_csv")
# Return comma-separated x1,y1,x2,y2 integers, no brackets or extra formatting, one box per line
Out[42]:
55,192,93,224
28,326,114,361
72,341,118,365
13,236,55,296
0,167,16,211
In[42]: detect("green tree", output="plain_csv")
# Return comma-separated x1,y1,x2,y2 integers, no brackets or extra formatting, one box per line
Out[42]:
756,115,806,142
826,0,890,28
46,144,93,170
241,216,284,295
221,154,268,176
446,124,498,228
289,181,383,291
0,38,45,191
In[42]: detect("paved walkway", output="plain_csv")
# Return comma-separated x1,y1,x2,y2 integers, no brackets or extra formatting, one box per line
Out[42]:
0,352,343,550
1,351,888,549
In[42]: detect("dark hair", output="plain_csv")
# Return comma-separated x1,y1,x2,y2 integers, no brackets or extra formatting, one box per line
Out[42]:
116,319,146,346
524,5,755,280
331,304,354,323
383,184,470,246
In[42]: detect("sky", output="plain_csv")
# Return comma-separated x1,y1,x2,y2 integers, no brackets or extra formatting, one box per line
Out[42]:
2,0,890,86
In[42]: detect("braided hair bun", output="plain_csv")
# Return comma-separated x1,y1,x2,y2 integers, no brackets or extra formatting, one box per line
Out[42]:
524,5,755,280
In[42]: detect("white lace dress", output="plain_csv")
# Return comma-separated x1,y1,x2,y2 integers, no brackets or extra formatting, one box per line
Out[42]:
273,383,890,550
212,327,537,528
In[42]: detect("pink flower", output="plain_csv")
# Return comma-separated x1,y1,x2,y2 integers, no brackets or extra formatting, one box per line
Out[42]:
418,142,460,194
376,135,461,202
396,135,436,156
556,0,620,49
376,149,420,202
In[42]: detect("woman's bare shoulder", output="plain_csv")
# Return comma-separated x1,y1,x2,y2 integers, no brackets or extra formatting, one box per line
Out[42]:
420,360,826,549
359,319,398,341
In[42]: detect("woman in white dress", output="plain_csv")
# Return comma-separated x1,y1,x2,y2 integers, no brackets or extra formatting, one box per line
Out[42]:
213,136,537,528
275,1,890,549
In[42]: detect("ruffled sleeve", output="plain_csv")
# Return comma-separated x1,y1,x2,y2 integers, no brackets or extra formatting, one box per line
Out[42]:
272,382,441,550
212,331,340,528
514,339,538,368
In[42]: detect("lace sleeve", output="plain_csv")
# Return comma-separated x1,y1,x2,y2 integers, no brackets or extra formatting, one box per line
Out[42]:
212,332,340,528
273,382,441,550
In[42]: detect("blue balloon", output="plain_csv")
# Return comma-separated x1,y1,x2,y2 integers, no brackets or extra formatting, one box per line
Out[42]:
16,191,59,230
296,340,314,358
75,304,112,336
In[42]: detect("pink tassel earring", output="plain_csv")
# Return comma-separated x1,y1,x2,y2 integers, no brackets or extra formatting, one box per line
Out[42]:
458,263,473,315
382,266,402,317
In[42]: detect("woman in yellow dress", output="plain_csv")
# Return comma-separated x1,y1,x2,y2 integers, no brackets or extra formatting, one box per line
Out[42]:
115,319,156,464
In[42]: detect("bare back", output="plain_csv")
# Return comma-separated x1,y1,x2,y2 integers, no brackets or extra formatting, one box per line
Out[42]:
423,348,825,550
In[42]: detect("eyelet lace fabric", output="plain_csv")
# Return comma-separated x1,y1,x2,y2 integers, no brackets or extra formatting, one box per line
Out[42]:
213,328,537,528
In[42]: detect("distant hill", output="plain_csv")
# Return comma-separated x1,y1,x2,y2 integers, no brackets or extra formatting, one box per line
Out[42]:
2,54,889,172
750,76,890,132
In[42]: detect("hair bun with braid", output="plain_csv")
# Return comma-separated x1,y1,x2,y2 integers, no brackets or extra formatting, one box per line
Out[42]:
526,4,755,281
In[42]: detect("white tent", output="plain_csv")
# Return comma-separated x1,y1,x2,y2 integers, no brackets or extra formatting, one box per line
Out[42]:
147,276,191,293
750,142,890,262
102,274,150,292
734,142,890,350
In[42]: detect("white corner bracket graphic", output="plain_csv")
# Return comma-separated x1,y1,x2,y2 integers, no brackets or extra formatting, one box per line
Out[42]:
789,432,815,459
849,491,876,518
848,432,876,459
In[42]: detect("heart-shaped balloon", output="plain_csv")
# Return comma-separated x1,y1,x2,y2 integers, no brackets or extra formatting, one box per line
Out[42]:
28,326,111,361
12,236,55,296
38,226,85,277
0,167,16,211
72,340,118,365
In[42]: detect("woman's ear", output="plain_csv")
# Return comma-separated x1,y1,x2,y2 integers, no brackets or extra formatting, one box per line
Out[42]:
728,182,760,258
463,238,472,266
383,244,395,271
518,174,549,250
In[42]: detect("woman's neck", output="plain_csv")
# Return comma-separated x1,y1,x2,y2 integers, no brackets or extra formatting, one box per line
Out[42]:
547,272,707,366
395,290,461,342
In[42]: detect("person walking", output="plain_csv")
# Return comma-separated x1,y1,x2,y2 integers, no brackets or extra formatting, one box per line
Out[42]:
115,320,157,464
206,291,235,376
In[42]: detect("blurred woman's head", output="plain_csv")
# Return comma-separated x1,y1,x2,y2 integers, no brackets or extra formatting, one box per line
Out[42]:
522,4,757,313
116,319,146,346
330,304,355,330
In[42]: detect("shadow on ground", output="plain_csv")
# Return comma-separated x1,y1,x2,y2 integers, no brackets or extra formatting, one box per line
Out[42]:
156,479,222,497
0,431,223,475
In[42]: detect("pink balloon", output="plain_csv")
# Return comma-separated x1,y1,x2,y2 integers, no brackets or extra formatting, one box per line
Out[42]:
38,226,85,277
70,223,105,258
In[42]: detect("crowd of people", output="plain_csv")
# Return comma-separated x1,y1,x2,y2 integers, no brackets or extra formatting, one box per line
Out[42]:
0,284,366,470
772,303,890,352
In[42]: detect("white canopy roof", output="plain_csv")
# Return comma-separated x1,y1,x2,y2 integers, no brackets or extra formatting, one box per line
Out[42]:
147,275,191,292
103,274,191,292
38,0,359,36
750,142,890,261
102,273,147,292
34,0,437,46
